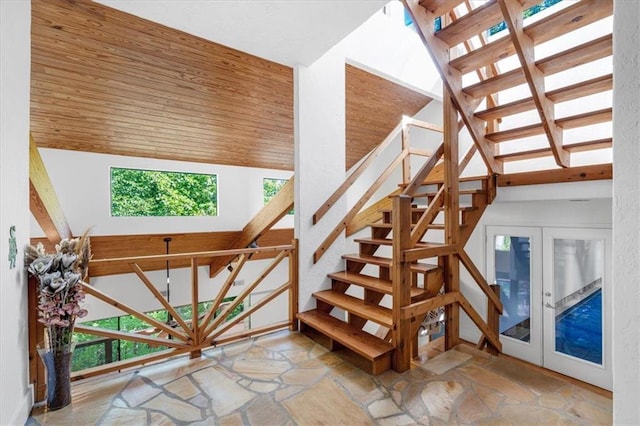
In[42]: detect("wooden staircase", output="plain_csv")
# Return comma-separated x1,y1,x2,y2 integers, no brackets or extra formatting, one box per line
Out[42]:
298,176,495,374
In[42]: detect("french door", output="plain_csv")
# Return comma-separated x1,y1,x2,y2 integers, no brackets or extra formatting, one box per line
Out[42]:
486,226,612,390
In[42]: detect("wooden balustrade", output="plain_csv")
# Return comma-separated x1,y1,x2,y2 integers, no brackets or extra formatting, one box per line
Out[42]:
28,241,299,389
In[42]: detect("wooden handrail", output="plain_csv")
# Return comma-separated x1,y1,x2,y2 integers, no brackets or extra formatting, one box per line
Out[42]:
404,116,444,133
313,122,403,224
409,187,445,246
401,142,444,197
313,149,409,263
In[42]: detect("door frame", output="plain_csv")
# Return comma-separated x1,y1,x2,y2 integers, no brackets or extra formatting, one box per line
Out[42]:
486,225,543,366
542,227,612,391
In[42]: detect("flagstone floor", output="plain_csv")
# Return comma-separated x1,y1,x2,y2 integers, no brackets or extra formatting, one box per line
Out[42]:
28,330,612,425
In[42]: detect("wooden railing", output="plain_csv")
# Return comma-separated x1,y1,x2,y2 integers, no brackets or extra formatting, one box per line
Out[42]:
29,240,298,395
312,117,444,263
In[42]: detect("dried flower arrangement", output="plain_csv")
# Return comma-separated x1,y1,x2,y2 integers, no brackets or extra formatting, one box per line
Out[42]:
24,233,91,354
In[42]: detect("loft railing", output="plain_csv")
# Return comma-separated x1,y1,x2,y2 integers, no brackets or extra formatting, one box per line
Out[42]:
28,240,298,401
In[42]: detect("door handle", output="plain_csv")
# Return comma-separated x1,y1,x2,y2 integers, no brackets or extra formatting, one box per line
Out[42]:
544,302,555,309
544,292,551,297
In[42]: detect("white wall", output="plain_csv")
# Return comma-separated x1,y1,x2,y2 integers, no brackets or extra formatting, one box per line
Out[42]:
0,1,33,424
612,0,640,423
32,149,293,237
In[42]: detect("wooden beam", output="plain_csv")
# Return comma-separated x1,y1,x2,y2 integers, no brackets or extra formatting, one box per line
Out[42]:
402,0,503,174
401,291,460,320
29,133,72,242
458,250,502,313
402,143,444,197
346,190,398,236
419,0,463,16
457,293,502,351
208,176,294,277
497,163,612,187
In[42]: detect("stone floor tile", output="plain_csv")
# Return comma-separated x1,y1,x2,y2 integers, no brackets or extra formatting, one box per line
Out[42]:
246,394,290,425
282,349,310,363
336,369,385,405
421,380,464,421
222,339,254,358
419,349,473,375
309,343,329,359
274,385,304,402
456,391,492,423
281,367,325,386
500,405,580,425
377,414,416,425
377,369,402,388
486,358,567,395
218,412,245,426
402,382,428,419
539,392,568,409
315,351,345,367
473,384,503,412
149,411,178,425
282,377,373,425
121,376,162,407
112,398,127,408
248,381,279,393
165,376,200,400
189,394,210,408
458,365,535,402
141,356,213,386
368,397,402,418
143,393,203,422
567,399,613,424
100,407,147,424
192,366,256,417
391,389,402,406
232,359,290,380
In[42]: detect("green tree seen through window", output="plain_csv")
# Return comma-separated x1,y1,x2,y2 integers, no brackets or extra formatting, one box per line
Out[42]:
111,167,217,217
263,178,293,214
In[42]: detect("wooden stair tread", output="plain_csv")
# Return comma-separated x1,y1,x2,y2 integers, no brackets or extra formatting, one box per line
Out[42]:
342,254,440,274
329,270,439,299
297,310,393,361
314,290,392,327
414,189,485,197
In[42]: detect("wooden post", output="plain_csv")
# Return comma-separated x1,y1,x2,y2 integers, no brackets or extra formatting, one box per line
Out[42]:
392,195,412,372
190,258,201,358
288,239,299,331
444,89,461,350
401,123,411,184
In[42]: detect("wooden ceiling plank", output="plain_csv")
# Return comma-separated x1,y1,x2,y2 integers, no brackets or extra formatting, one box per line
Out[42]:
525,0,613,45
403,0,503,174
498,0,569,167
555,108,612,129
29,133,73,242
497,163,612,186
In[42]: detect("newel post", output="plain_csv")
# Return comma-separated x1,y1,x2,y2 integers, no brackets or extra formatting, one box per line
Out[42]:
392,194,412,372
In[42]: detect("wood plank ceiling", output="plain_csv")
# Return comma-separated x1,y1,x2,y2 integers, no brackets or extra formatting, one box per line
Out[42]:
346,64,433,169
31,0,431,171
403,0,613,175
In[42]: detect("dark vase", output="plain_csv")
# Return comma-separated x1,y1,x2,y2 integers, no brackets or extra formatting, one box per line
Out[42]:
39,349,73,410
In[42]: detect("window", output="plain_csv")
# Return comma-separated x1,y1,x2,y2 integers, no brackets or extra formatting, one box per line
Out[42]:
263,177,293,214
110,167,217,217
489,0,563,35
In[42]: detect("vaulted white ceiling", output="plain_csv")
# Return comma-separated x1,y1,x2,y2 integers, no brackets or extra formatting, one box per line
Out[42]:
95,0,388,66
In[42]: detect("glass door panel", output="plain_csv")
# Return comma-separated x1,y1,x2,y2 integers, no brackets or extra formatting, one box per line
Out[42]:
487,226,542,365
543,228,611,391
